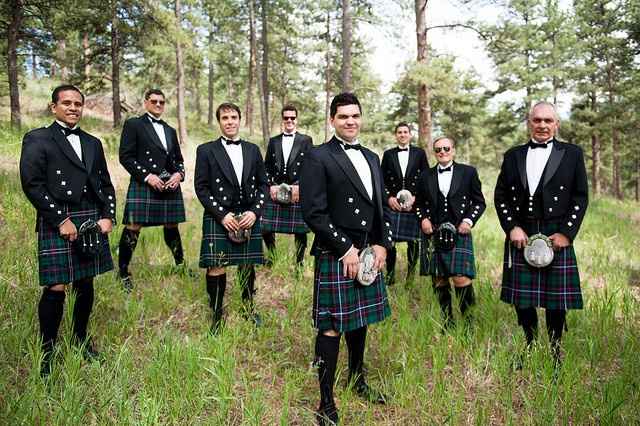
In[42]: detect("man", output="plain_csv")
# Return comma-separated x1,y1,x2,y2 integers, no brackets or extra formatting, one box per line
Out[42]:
20,84,116,376
381,122,428,286
300,93,392,425
118,89,187,291
495,101,588,363
262,104,313,268
195,102,269,332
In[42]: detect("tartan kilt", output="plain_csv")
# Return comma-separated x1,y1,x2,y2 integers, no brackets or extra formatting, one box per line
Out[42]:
386,208,420,242
37,195,113,286
420,232,476,279
199,213,264,268
313,252,391,333
500,220,582,310
260,198,309,234
122,178,186,226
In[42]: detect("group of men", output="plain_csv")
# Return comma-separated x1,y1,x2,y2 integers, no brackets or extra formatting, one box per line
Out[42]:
20,85,588,425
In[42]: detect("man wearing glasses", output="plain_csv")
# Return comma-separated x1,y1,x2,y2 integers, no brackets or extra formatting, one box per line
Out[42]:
118,89,187,291
261,104,313,269
416,136,485,331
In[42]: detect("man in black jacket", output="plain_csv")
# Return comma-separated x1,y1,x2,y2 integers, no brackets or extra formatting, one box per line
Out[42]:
381,122,428,285
262,104,313,268
117,89,187,291
20,84,116,376
300,93,391,425
416,136,485,330
195,102,269,331
494,101,588,363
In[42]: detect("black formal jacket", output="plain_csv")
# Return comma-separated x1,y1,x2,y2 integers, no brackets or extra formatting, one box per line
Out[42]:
264,132,313,185
300,137,393,257
119,114,185,183
20,122,117,229
194,138,269,223
381,145,428,205
494,140,588,241
415,162,486,227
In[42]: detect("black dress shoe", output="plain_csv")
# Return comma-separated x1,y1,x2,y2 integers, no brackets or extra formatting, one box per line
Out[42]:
40,351,53,378
120,271,133,293
353,380,387,404
316,402,339,425
243,312,262,327
75,339,103,362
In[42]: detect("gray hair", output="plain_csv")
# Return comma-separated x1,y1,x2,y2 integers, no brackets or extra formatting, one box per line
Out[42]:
528,101,560,122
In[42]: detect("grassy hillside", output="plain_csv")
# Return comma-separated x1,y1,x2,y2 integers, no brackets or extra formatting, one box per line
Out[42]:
1,116,639,424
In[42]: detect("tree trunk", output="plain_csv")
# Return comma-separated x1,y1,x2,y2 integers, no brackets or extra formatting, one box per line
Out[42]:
207,25,215,126
246,0,257,135
7,0,23,128
324,10,331,142
258,0,270,145
193,67,202,122
111,3,122,128
415,0,431,154
340,0,353,92
83,33,91,79
612,127,621,199
175,0,188,144
31,51,37,79
58,39,69,81
589,90,600,196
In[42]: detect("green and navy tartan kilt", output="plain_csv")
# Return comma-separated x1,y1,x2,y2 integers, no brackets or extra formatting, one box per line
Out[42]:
37,195,113,286
199,213,264,268
420,232,476,279
500,220,582,310
260,198,309,234
313,252,391,333
122,178,186,226
386,208,420,242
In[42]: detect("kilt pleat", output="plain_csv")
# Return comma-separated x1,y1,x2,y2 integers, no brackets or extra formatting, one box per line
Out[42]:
500,220,582,310
386,208,420,242
199,213,264,268
260,199,309,234
122,179,186,225
420,232,476,278
313,253,391,332
37,195,113,286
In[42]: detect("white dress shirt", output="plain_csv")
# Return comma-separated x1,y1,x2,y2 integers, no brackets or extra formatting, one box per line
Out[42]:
148,114,168,151
397,146,409,178
526,139,553,195
56,120,82,162
282,133,295,165
336,136,373,199
437,161,453,197
222,138,243,186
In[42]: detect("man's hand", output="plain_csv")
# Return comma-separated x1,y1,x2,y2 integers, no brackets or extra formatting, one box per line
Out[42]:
457,221,472,235
238,211,257,229
59,219,78,241
222,213,239,232
341,247,360,280
291,185,300,203
270,185,278,201
421,218,433,235
510,226,528,249
402,195,415,211
163,172,182,191
388,197,402,212
97,218,113,234
549,233,570,250
146,174,164,191
371,244,387,271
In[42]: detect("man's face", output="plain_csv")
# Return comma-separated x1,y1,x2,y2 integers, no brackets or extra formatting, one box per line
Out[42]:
528,104,559,143
433,138,455,166
330,104,361,142
144,94,166,118
51,90,83,127
218,108,240,139
282,110,297,133
395,126,412,147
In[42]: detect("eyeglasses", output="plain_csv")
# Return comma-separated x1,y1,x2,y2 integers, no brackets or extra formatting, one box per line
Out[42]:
434,146,451,153
282,116,297,121
149,100,166,105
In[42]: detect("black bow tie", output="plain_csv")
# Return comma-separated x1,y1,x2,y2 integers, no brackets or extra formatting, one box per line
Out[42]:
438,166,452,173
343,143,361,151
283,133,295,137
149,117,163,125
528,141,549,149
62,127,81,137
398,147,409,152
224,138,241,145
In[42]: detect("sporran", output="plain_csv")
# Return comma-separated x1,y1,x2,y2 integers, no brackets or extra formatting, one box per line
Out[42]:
523,233,554,268
227,213,252,244
275,183,292,204
396,189,413,211
434,222,457,251
75,219,102,258
356,246,378,286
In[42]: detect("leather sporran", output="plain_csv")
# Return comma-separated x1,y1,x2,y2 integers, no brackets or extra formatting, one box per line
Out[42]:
434,222,457,251
396,189,413,211
275,183,292,204
356,246,378,286
227,213,252,244
74,219,102,258
524,233,554,268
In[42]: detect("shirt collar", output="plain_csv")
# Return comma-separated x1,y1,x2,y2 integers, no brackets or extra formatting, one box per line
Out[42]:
529,137,554,145
438,161,453,170
283,131,296,137
55,120,79,131
221,135,241,143
335,134,359,146
147,112,163,122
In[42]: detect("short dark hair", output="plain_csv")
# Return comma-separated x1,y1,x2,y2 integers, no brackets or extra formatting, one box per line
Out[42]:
52,84,84,104
433,135,456,148
395,122,411,132
145,89,165,100
281,104,298,117
216,102,242,121
330,92,362,118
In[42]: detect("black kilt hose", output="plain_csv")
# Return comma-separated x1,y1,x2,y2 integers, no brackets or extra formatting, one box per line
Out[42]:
199,212,264,268
122,179,186,225
420,232,476,279
37,194,113,286
260,198,309,234
385,207,420,242
500,219,582,310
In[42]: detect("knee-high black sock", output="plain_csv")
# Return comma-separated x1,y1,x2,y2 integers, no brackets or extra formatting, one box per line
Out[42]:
118,228,140,275
263,232,276,252
345,326,367,383
163,227,184,265
434,283,453,327
294,233,307,265
315,332,341,411
238,265,256,308
545,309,566,358
407,241,419,277
386,246,397,284
455,284,475,318
206,274,226,330
39,288,66,354
71,278,94,342
516,306,538,346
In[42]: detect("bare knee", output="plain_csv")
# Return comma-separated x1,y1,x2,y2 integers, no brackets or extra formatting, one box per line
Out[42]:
322,329,340,337
207,267,226,277
432,277,449,288
126,224,142,232
452,276,471,287
48,284,66,292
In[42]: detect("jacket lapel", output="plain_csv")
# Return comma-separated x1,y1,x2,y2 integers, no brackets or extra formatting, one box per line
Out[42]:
275,134,285,173
79,132,95,172
286,134,302,170
163,125,174,152
427,166,439,209
211,139,240,188
516,145,528,191
543,141,565,187
391,148,403,182
364,149,383,207
141,115,167,152
241,141,252,186
448,162,463,197
49,123,86,170
328,138,372,204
